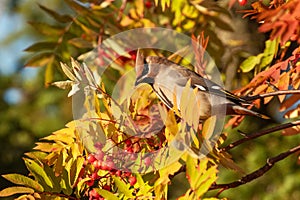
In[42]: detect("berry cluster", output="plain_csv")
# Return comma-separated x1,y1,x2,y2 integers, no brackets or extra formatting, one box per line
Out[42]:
76,142,140,200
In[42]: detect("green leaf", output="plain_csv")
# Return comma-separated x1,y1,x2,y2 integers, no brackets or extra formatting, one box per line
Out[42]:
70,157,84,187
260,39,278,69
29,21,65,36
64,0,90,15
24,41,57,52
0,186,34,197
61,164,72,195
68,37,93,48
45,60,55,86
95,189,119,200
25,52,54,67
240,53,263,73
240,39,278,73
24,151,48,162
38,4,73,23
2,174,44,192
24,158,54,190
43,165,62,193
194,165,217,197
186,156,218,198
113,176,134,198
135,174,153,196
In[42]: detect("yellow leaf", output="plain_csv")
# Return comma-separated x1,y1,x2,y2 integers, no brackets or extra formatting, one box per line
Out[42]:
164,110,179,142
0,186,34,197
134,0,144,17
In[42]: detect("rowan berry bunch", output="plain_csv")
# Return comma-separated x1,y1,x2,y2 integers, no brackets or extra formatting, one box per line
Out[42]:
76,146,138,199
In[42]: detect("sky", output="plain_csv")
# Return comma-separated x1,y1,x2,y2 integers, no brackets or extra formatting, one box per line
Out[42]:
0,0,38,104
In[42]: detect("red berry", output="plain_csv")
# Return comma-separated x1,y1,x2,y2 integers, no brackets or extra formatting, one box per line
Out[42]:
145,0,152,8
101,160,114,171
130,52,136,61
125,147,133,153
107,160,115,169
81,33,87,39
93,160,102,169
89,188,100,198
238,0,247,6
144,156,152,166
103,184,111,191
124,172,131,177
125,139,132,147
86,179,94,187
87,154,96,164
128,176,137,186
115,170,122,176
91,172,99,180
95,151,105,161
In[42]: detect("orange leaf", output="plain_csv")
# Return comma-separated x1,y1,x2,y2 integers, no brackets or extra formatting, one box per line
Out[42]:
264,87,276,104
280,94,300,111
284,104,300,119
282,126,300,136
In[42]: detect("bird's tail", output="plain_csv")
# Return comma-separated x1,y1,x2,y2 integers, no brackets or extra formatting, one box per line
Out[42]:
228,104,270,119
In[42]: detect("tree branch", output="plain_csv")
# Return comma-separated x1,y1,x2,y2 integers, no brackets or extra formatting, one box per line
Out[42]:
210,144,300,191
243,90,300,101
221,120,300,152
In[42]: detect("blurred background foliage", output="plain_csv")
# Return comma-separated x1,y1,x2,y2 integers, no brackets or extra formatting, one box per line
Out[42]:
0,0,73,190
0,0,299,199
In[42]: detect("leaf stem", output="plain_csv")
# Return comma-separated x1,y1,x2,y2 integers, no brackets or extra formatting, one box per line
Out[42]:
210,144,300,191
243,90,300,101
221,120,300,152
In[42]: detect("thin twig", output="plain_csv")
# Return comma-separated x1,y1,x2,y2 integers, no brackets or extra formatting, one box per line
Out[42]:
243,90,300,101
221,120,300,152
210,144,300,191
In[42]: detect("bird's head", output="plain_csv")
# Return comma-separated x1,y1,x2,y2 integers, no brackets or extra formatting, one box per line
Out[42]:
135,49,159,86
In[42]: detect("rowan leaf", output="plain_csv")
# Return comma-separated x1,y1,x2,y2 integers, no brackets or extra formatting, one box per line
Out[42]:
38,4,73,23
64,0,90,15
25,52,54,67
240,53,263,73
95,189,119,200
28,21,65,36
68,37,93,48
24,41,57,52
186,156,218,198
260,39,278,69
2,174,44,192
45,60,55,86
113,176,134,198
23,158,54,190
0,186,34,197
52,80,74,90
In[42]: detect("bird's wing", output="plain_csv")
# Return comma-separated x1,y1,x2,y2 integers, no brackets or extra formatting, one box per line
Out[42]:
175,67,249,105
146,55,249,105
152,84,174,109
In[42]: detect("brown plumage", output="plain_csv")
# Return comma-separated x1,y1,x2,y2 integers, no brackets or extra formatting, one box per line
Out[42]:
135,49,268,120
